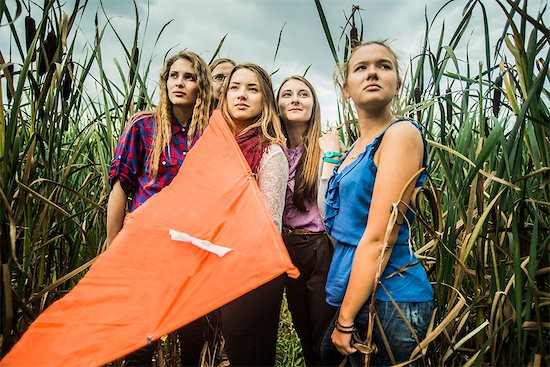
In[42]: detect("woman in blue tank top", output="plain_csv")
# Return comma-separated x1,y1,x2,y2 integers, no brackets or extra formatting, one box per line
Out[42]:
318,41,433,366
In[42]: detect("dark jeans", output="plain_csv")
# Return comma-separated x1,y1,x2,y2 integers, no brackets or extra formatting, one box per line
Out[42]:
220,275,285,366
283,232,336,367
321,300,433,367
125,313,218,367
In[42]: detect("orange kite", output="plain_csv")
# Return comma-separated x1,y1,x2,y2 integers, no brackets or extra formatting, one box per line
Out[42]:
1,111,299,367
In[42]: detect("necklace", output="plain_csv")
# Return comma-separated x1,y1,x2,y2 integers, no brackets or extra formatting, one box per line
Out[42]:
347,137,368,161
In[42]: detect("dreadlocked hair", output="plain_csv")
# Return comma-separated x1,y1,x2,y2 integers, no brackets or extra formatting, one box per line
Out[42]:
147,50,212,182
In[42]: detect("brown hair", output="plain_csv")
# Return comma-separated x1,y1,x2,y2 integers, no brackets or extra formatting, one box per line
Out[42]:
147,50,212,181
277,76,321,209
219,63,285,147
209,58,236,71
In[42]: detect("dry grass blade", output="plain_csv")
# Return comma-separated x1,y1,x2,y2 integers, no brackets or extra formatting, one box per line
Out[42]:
442,320,489,362
28,258,97,303
15,179,71,217
410,284,467,359
459,189,506,263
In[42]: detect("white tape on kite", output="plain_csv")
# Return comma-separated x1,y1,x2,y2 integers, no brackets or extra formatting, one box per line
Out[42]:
169,229,233,257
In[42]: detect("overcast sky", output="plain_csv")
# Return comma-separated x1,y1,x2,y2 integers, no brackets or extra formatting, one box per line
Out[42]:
5,0,548,127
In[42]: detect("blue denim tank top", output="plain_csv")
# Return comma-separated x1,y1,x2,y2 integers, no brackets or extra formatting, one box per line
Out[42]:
324,119,433,305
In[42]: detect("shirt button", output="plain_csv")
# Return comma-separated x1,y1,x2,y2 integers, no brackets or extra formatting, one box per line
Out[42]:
117,155,121,159
162,161,166,166
183,152,187,156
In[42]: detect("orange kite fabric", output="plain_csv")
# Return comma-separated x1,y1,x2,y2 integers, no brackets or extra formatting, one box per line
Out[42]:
1,110,299,367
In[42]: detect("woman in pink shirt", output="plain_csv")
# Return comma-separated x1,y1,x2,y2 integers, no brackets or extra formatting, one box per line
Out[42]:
277,75,336,366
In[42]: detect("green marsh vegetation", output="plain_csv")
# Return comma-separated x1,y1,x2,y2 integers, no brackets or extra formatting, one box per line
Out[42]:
1,0,548,365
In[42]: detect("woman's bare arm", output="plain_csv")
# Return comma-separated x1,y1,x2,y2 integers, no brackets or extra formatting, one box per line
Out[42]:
331,122,424,355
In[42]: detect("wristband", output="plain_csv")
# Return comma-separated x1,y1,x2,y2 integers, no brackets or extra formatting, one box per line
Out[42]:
336,320,355,329
323,151,342,159
322,151,341,164
334,321,356,334
335,326,355,334
323,157,340,164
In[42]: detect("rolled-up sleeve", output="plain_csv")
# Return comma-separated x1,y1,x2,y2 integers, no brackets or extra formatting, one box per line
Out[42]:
108,117,143,196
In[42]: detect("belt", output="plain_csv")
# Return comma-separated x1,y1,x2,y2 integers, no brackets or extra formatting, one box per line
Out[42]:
282,227,324,236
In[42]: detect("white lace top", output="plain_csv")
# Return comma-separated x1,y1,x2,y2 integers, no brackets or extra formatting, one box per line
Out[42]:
317,176,329,220
257,144,289,233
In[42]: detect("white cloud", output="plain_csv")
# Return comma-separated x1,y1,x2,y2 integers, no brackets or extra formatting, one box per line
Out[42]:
3,0,547,124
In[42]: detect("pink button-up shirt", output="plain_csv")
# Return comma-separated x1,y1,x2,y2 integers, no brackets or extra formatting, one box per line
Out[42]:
283,144,325,232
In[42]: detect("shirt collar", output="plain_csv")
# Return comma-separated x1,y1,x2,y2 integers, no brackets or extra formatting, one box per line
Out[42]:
171,116,190,135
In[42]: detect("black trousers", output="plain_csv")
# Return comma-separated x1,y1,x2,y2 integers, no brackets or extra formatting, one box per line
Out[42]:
220,274,285,366
283,232,336,367
125,313,218,367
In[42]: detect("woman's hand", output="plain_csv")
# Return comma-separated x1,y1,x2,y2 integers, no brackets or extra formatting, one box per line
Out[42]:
331,328,357,356
319,127,341,154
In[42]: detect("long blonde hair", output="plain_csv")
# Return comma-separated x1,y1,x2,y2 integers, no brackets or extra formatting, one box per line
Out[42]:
147,50,212,180
219,63,285,147
277,76,321,209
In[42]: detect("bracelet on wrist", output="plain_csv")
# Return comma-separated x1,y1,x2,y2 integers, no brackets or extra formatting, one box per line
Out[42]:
322,151,341,164
323,151,342,159
323,157,340,164
335,322,356,334
334,318,355,333
335,326,356,334
336,319,355,329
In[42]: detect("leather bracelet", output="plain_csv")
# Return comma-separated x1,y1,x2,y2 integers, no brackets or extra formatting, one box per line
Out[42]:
335,319,355,334
336,320,355,329
334,325,356,334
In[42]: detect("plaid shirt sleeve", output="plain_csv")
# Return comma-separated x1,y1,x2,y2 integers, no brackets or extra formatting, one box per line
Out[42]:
108,115,145,196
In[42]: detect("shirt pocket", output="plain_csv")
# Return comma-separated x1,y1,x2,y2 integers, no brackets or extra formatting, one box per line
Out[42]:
143,155,180,191
156,155,180,180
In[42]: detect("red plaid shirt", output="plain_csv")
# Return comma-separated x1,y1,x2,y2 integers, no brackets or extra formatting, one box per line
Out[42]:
109,112,199,212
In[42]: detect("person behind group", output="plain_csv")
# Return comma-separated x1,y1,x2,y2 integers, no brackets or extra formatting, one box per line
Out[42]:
210,57,236,107
217,63,289,366
106,50,213,367
276,75,336,366
318,41,433,366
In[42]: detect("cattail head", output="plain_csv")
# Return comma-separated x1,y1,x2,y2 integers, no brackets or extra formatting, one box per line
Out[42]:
492,77,502,117
62,60,73,102
414,85,422,104
350,26,359,48
45,30,58,65
6,64,14,102
94,13,100,47
25,16,37,61
446,87,452,124
39,30,58,76
129,47,139,86
414,85,422,121
38,52,47,76
137,90,147,111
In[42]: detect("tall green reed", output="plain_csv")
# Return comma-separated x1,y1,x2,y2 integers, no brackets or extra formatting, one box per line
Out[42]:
0,0,162,354
1,0,548,365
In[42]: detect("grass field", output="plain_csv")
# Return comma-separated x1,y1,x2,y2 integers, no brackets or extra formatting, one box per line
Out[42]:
1,0,548,365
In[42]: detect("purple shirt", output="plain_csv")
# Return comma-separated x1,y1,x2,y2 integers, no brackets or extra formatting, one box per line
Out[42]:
283,144,325,232
108,112,199,212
